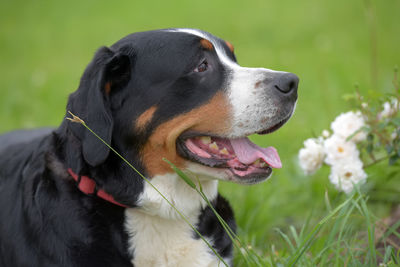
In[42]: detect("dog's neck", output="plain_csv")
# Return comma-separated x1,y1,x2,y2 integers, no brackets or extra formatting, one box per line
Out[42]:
131,172,219,220
124,172,221,266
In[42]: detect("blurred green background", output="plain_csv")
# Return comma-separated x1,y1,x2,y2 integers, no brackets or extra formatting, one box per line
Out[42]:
1,0,399,259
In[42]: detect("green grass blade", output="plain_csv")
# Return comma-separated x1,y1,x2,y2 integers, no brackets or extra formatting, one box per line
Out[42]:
274,228,296,253
163,158,196,189
383,245,393,263
287,196,354,267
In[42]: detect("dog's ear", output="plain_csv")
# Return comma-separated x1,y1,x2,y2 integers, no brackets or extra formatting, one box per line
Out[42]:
67,46,131,167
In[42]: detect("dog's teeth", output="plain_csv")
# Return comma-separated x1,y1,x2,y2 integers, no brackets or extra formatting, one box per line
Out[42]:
260,161,266,167
220,148,229,155
209,142,219,150
200,136,211,144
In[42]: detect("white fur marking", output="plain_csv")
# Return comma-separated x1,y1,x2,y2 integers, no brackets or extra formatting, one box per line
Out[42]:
125,172,225,266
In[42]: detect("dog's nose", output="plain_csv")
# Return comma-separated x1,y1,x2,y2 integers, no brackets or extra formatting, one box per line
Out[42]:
273,72,299,94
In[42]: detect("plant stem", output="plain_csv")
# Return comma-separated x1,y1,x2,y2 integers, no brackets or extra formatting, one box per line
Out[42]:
364,155,390,168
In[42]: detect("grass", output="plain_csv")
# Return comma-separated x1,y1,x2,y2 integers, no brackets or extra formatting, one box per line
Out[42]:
1,0,400,265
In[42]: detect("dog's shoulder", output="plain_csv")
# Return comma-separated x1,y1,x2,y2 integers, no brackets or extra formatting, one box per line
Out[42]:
0,130,133,267
0,128,52,178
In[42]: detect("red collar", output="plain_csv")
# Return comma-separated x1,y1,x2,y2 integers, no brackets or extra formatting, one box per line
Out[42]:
67,168,128,208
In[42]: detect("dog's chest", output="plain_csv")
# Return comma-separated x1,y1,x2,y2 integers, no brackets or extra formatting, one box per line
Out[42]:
125,209,219,267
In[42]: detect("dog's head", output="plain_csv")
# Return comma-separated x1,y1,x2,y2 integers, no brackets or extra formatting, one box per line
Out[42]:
67,29,298,186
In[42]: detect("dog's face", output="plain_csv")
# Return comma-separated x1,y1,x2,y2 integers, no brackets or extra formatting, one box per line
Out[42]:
68,29,298,185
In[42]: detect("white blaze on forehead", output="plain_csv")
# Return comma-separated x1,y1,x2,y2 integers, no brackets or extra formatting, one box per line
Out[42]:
173,28,291,138
174,28,239,68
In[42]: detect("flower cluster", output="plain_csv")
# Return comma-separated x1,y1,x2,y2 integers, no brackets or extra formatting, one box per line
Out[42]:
298,67,400,195
299,111,367,194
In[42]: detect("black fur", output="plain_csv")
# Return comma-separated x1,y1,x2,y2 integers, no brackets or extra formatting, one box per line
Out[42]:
0,29,236,266
196,195,236,259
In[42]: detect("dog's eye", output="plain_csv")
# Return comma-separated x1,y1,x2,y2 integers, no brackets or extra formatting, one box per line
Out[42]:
194,60,208,73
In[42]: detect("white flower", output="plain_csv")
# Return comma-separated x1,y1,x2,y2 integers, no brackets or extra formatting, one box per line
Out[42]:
361,102,368,109
379,98,399,118
298,138,325,175
322,129,330,138
331,111,367,142
329,158,367,194
323,135,359,165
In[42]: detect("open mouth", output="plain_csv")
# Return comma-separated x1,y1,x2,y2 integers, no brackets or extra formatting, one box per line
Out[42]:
176,117,290,183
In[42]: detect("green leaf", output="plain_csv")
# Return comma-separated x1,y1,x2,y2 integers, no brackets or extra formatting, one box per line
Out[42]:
163,158,196,189
389,154,400,166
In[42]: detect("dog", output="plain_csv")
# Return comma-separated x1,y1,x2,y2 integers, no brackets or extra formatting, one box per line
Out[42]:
0,28,298,267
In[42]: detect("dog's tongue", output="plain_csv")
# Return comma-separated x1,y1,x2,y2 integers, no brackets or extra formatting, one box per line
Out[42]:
230,137,282,168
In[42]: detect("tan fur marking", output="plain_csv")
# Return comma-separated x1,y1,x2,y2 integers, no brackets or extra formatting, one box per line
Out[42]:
225,41,234,53
105,82,112,95
136,106,158,130
200,39,214,50
141,92,232,176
